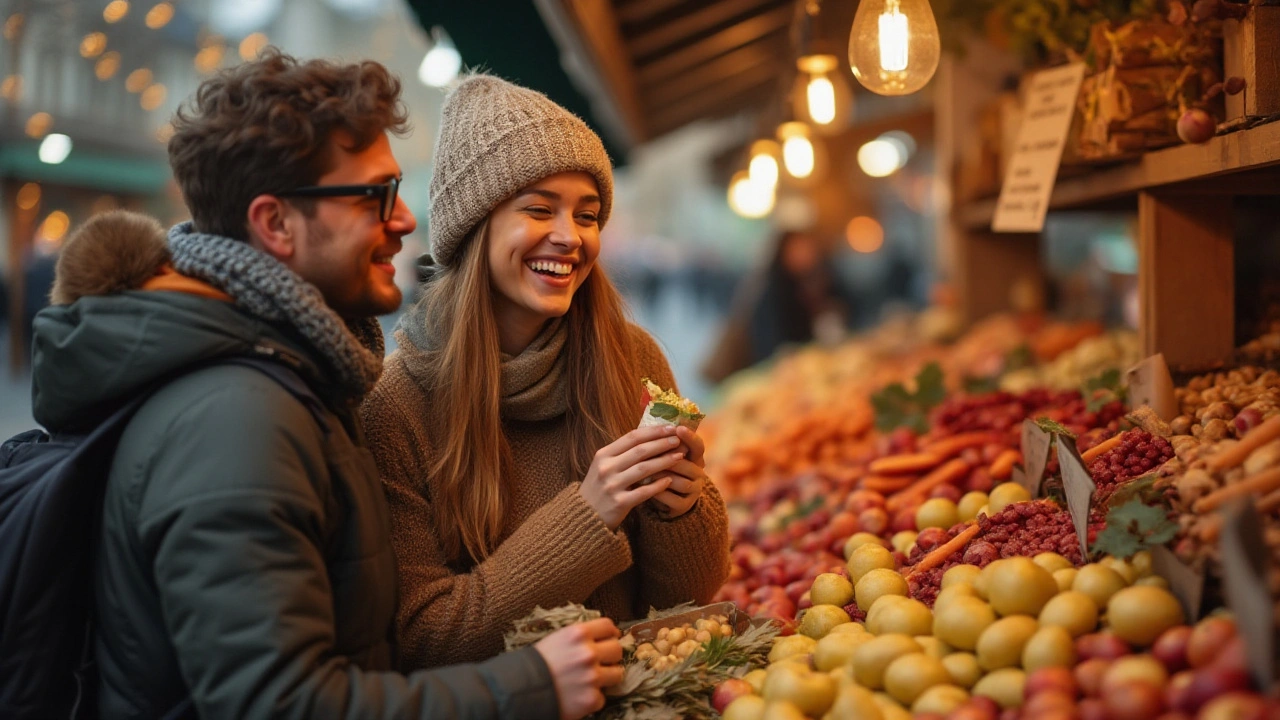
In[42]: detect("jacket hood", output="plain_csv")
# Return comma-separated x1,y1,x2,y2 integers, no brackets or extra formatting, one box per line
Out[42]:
30,214,325,431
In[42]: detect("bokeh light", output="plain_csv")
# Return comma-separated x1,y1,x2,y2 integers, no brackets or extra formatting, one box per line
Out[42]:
80,32,107,58
103,1,130,24
146,3,174,29
857,139,905,178
96,52,122,80
41,211,71,242
126,68,153,93
25,112,52,139
845,216,885,253
16,183,41,211
239,32,269,61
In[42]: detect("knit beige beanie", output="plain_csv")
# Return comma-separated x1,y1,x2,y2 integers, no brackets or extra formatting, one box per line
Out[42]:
428,74,614,267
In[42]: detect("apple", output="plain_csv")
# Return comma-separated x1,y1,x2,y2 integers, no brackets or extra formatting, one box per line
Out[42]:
1075,658,1112,697
891,506,919,533
846,490,885,514
1151,625,1192,673
1025,667,1078,698
1077,632,1131,661
1101,656,1168,697
1102,680,1165,720
1198,692,1269,720
1187,617,1237,668
712,679,755,714
828,511,859,539
858,507,889,536
1176,666,1252,713
1164,671,1194,713
1078,698,1109,720
1022,690,1076,716
784,580,810,605
915,527,949,552
930,484,964,503
966,469,995,494
1210,636,1248,673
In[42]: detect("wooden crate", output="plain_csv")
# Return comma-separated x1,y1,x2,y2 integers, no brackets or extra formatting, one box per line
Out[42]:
1223,5,1280,120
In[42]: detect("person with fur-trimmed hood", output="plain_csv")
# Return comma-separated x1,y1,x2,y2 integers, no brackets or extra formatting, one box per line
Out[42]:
31,51,625,720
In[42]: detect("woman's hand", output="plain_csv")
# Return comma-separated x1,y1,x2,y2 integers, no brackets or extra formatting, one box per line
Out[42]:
648,426,709,519
580,425,685,530
533,618,625,720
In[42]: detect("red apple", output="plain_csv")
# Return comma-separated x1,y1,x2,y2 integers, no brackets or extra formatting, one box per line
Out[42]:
1164,670,1194,713
1173,666,1252,714
915,527,949,552
858,507,889,536
1187,617,1237,669
757,565,786,588
711,678,754,714
732,544,767,571
1023,690,1076,716
1025,666,1078,698
1198,692,1269,720
1209,636,1248,673
891,506,919,533
930,484,964,503
827,511,859,539
998,708,1019,720
960,696,1001,720
797,591,813,612
1151,625,1192,673
965,469,995,493
1077,632,1131,661
784,579,810,605
1075,658,1112,697
845,489,885,514
1102,680,1165,720
1078,698,1108,720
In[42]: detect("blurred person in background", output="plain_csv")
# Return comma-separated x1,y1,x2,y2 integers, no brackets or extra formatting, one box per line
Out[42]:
361,74,730,669
31,51,622,720
701,230,851,383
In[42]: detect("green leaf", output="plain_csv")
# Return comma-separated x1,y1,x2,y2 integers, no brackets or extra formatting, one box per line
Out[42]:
1035,417,1077,439
914,363,947,408
1093,522,1144,559
1105,473,1159,509
1082,368,1128,413
649,403,680,421
964,374,1001,394
1093,498,1180,560
1005,345,1036,372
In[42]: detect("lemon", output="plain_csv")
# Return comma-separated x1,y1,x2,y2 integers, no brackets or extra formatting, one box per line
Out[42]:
1107,585,1185,646
941,652,982,688
723,696,767,720
971,668,1026,709
1032,552,1074,574
1072,564,1128,610
828,621,868,636
932,595,996,651
866,597,933,637
890,531,918,555
855,568,908,613
743,668,768,694
852,634,922,689
883,653,952,705
844,532,887,560
941,564,982,590
988,483,1031,514
934,583,980,613
1038,590,1099,638
915,498,960,530
975,615,1039,671
984,557,1058,617
768,634,816,664
957,492,989,522
1021,625,1077,672
912,685,970,715
813,630,873,672
811,573,856,608
1052,568,1078,593
847,544,896,585
798,605,853,640
914,635,951,661
825,686,884,720
1101,556,1137,584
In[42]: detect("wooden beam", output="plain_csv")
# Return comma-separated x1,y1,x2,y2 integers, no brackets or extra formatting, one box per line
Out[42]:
616,0,691,26
1138,192,1235,371
547,0,649,142
647,73,775,135
642,36,782,108
629,0,785,59
953,229,1045,324
638,5,791,85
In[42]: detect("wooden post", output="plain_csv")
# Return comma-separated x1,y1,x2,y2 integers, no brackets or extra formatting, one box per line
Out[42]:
1223,6,1280,120
954,229,1044,323
1137,192,1235,371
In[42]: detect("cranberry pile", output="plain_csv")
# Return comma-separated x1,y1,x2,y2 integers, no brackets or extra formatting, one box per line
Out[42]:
900,501,1103,607
931,390,1127,438
1088,429,1175,501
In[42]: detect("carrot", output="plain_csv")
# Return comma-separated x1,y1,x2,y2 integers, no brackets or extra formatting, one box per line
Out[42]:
869,452,943,476
1081,433,1125,463
907,523,980,577
923,432,1003,459
988,449,1021,480
886,459,971,514
1258,488,1280,514
860,475,918,493
1193,466,1280,513
1207,415,1280,472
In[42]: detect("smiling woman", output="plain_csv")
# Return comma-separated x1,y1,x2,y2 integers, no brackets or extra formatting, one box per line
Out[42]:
360,74,732,669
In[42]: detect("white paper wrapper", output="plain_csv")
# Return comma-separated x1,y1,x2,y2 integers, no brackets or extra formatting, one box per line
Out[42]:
637,403,702,486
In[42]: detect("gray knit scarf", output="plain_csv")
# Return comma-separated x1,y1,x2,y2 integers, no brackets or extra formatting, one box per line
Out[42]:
167,222,385,396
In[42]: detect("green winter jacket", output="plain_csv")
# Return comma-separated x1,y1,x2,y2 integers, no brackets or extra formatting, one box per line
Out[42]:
30,239,560,720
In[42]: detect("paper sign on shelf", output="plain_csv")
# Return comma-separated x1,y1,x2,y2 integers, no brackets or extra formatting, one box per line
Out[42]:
1150,545,1205,622
992,63,1087,233
1020,419,1052,497
1219,499,1277,691
1126,353,1178,421
1057,437,1096,556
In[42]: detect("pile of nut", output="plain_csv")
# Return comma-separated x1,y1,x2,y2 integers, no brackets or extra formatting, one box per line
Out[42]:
629,615,735,672
1171,366,1280,442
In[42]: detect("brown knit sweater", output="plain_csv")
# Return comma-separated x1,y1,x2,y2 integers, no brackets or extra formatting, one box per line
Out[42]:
361,319,731,669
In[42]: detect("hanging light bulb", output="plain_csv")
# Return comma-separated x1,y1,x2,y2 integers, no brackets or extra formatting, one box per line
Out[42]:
727,171,775,219
748,139,781,189
848,0,940,96
776,122,816,180
806,74,836,125
793,54,852,131
418,27,462,88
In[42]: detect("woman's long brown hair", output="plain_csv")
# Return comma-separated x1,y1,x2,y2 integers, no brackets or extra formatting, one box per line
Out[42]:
418,219,640,562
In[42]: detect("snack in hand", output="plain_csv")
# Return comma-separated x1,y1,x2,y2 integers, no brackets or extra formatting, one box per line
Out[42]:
638,378,704,431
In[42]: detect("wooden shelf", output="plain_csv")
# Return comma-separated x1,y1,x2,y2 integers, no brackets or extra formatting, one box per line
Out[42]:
958,119,1280,229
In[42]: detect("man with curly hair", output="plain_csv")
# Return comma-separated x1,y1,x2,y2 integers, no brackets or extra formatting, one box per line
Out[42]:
30,50,624,720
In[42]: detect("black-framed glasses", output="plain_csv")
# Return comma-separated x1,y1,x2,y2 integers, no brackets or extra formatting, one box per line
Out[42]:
280,176,401,222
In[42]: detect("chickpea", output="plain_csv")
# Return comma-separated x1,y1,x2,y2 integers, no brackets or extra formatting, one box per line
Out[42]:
654,639,671,655
657,627,669,641
720,624,734,637
704,620,721,637
667,627,686,645
677,639,701,657
695,629,712,643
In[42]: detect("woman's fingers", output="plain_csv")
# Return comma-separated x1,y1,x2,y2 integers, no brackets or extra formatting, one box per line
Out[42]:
609,452,685,491
618,476,672,506
599,425,676,460
663,474,705,496
597,664,626,688
666,459,707,483
676,426,706,466
579,617,621,640
651,490,698,516
615,434,681,470
596,638,624,666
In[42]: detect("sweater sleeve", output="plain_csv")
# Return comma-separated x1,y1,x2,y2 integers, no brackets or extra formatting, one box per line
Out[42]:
362,357,635,668
625,327,732,612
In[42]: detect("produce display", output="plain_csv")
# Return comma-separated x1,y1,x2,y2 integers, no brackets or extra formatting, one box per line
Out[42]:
696,316,1280,719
